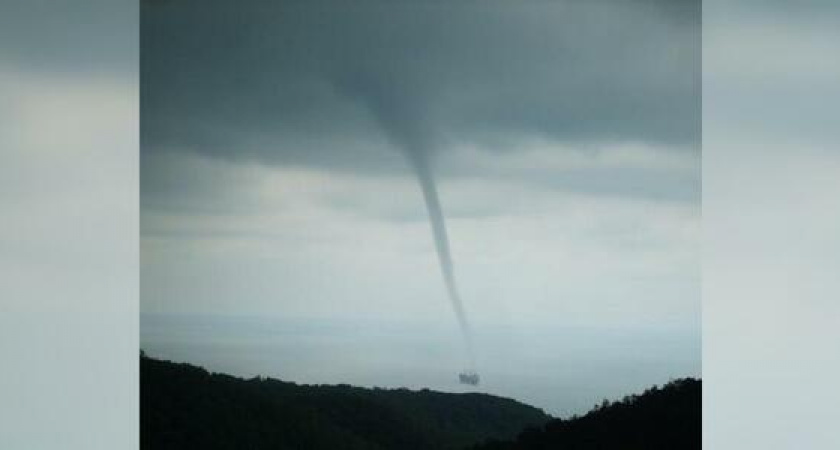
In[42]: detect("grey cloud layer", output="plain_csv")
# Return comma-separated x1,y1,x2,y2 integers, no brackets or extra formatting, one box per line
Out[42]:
142,0,699,175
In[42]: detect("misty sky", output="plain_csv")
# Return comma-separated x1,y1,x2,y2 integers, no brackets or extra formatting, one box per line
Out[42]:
140,0,700,415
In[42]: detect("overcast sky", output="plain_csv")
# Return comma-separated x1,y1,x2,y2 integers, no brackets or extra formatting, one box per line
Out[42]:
140,0,700,413
141,0,699,321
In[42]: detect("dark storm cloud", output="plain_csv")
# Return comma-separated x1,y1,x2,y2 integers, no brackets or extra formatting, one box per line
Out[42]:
141,0,700,174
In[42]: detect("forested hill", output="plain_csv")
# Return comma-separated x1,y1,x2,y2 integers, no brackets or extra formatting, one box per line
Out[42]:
141,354,551,450
470,378,701,450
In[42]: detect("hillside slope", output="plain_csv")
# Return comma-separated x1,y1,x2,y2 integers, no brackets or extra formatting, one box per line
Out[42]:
470,378,701,450
141,354,551,450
